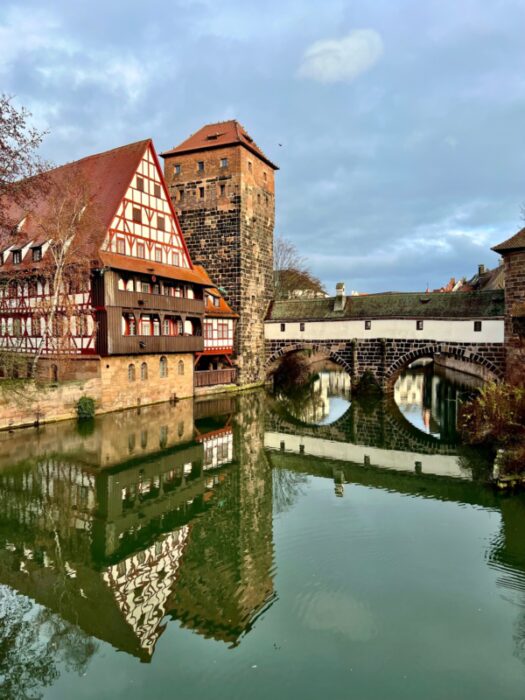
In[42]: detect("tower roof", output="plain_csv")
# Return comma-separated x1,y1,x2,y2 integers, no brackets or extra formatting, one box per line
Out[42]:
160,120,278,170
492,227,525,254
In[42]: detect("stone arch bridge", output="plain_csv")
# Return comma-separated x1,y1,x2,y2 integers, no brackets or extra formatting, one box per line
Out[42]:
265,290,505,392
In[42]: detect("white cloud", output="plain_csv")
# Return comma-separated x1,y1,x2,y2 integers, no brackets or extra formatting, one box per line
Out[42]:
298,29,383,84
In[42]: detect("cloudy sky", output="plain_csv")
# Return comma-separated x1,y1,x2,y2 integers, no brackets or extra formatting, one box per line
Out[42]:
2,0,524,293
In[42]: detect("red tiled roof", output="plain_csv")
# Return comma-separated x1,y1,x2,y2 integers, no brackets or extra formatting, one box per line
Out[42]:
100,252,211,286
492,227,525,253
193,265,239,318
160,120,278,170
0,139,151,267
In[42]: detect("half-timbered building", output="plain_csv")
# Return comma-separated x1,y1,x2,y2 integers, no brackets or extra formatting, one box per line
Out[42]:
0,139,236,408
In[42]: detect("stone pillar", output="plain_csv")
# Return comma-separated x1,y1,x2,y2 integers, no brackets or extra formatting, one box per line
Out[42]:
492,232,525,386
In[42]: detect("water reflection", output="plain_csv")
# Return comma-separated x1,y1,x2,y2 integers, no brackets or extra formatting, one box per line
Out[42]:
0,378,524,698
273,370,351,425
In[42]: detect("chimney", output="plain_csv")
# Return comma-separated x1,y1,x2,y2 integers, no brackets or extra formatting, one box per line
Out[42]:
478,264,486,276
334,282,345,311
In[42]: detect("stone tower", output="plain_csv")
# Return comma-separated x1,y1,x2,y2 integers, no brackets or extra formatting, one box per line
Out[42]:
492,228,525,385
161,121,278,385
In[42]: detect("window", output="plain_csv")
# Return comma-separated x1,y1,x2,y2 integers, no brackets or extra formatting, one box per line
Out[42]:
365,320,371,330
197,161,204,172
220,158,228,168
213,296,220,307
174,164,181,175
141,281,150,294
220,184,226,197
474,321,482,332
152,317,160,336
136,176,144,191
128,364,136,382
140,315,151,335
132,207,142,223
160,356,168,378
137,243,145,259
416,320,424,330
13,318,21,337
300,322,305,332
199,187,205,199
263,171,267,181
123,314,136,336
179,189,184,200
12,250,21,265
157,215,165,231
172,251,180,266
280,323,285,332
155,247,162,262
116,237,126,254
77,315,87,336
178,360,184,376
154,183,161,198
248,161,253,172
32,247,42,262
159,425,168,448
140,362,148,381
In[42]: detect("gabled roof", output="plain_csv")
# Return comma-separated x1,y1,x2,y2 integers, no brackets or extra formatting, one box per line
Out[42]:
267,290,505,321
160,120,278,170
0,139,151,268
492,227,525,253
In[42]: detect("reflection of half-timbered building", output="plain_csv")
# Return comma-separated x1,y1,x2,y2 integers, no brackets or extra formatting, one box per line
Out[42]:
0,139,237,410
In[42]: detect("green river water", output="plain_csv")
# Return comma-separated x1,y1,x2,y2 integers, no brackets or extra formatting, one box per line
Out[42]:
0,365,524,699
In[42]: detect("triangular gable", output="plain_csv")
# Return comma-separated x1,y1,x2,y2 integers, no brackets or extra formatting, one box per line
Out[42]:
101,142,195,271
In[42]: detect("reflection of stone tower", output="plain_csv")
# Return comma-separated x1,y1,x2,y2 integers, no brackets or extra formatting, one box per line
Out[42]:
493,230,525,385
161,121,278,385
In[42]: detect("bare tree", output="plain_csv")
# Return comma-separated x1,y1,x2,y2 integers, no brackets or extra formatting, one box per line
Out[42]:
273,236,326,300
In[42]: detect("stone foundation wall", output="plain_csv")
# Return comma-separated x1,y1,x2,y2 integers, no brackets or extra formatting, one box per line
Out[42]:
0,353,194,431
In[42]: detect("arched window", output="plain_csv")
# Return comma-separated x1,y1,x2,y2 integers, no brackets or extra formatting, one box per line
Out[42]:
178,360,184,376
141,362,148,381
128,364,136,382
160,356,168,378
118,277,125,291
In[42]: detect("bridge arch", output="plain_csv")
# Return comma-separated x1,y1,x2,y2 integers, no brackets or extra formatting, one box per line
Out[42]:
266,343,352,377
384,343,503,393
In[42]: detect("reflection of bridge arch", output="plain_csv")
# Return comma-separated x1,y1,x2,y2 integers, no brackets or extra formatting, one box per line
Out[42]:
266,343,352,376
267,395,459,456
384,344,503,393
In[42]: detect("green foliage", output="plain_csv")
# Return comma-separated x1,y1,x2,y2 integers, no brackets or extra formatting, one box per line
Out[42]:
273,352,310,392
76,395,95,421
354,370,382,397
459,382,525,476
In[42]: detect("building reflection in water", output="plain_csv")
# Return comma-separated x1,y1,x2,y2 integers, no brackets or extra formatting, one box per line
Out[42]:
0,393,274,665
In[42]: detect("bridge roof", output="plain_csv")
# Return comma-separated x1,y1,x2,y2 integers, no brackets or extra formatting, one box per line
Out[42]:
266,289,504,321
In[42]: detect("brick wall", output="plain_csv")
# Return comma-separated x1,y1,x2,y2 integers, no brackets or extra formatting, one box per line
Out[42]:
502,251,525,385
0,353,194,430
164,144,275,385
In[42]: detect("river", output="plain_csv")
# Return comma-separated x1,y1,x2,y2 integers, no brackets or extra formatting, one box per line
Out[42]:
0,365,524,699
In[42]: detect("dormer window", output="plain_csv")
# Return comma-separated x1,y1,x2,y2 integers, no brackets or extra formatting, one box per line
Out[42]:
213,296,220,308
12,250,21,265
32,247,42,262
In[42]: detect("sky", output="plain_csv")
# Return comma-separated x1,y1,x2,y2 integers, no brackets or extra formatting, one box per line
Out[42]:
2,0,524,293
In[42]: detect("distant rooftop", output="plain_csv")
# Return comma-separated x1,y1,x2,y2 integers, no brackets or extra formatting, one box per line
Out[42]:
160,120,278,170
267,290,505,321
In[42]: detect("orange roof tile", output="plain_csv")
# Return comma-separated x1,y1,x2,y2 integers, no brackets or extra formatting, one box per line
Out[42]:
99,252,211,286
160,120,278,170
492,227,525,253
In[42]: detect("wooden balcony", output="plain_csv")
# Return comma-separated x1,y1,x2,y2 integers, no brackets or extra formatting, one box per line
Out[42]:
114,289,204,315
108,334,203,355
194,368,238,387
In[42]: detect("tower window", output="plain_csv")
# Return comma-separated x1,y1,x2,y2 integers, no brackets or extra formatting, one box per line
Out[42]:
154,183,161,198
220,184,226,197
174,164,181,175
136,176,144,191
199,187,205,199
248,161,253,172
132,207,142,223
263,171,267,181
197,161,204,173
179,189,184,200
474,321,482,332
416,320,424,330
220,158,228,168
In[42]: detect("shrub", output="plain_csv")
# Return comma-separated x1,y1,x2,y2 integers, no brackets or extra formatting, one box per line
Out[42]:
459,382,525,446
76,395,96,421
